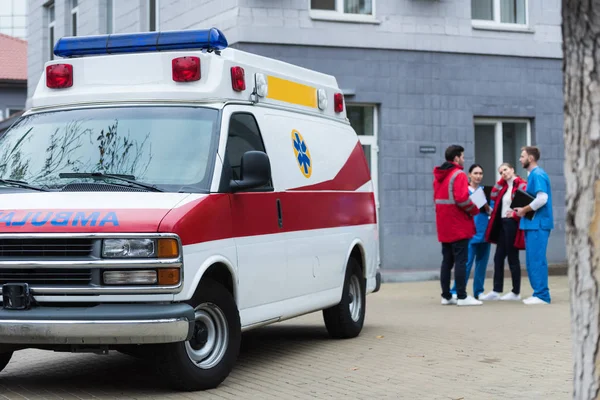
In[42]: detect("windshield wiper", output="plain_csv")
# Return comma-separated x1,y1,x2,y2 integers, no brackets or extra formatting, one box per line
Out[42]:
0,179,49,192
58,173,164,192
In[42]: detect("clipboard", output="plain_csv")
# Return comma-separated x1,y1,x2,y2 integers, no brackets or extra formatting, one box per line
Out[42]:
510,189,535,220
469,188,487,209
482,186,493,203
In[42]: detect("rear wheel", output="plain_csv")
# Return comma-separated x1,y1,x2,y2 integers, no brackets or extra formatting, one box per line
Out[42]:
0,352,13,373
323,257,366,339
156,279,241,391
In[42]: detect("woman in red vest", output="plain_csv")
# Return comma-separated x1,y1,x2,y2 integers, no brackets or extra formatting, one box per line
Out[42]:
480,162,526,301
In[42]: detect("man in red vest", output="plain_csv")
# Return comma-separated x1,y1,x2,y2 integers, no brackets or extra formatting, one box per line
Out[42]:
433,145,483,306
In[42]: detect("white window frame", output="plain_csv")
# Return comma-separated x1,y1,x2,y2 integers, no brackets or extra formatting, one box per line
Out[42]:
47,2,55,60
474,118,532,177
148,0,159,31
106,0,115,33
309,0,380,24
5,108,21,119
347,103,379,208
71,0,79,36
347,102,380,268
471,0,531,32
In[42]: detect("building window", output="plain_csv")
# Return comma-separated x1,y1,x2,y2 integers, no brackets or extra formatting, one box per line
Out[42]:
148,0,159,31
46,2,55,60
347,104,379,206
311,0,373,14
71,0,78,36
474,118,531,187
309,0,378,23
0,108,22,121
0,0,28,40
472,0,527,26
6,109,21,118
106,0,114,33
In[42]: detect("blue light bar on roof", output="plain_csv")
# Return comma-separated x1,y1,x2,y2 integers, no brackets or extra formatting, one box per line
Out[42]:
53,28,228,58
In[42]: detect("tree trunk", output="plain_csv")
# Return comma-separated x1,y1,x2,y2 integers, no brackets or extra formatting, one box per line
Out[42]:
564,1,600,399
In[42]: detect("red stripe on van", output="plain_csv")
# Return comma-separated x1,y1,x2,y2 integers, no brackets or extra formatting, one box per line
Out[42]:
289,142,371,192
160,192,376,245
0,192,376,246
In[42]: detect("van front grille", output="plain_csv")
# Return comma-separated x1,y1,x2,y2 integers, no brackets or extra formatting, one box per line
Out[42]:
0,238,95,258
0,268,93,285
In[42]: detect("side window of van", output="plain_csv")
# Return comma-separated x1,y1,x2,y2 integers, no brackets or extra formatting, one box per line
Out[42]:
224,113,268,181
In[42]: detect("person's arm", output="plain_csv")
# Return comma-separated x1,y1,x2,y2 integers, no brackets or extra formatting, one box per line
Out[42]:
515,175,549,217
489,179,503,202
516,191,548,216
454,173,480,216
511,180,528,220
486,199,494,215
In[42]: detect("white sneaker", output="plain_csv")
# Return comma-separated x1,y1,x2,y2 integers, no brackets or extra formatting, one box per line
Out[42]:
523,296,549,305
479,291,501,301
441,297,457,305
457,296,483,306
500,292,521,301
452,294,457,300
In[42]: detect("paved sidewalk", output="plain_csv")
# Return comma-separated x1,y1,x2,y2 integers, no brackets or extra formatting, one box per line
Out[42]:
0,276,572,399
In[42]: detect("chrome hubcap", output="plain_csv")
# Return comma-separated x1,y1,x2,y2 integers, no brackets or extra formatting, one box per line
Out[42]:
348,275,362,322
185,302,229,369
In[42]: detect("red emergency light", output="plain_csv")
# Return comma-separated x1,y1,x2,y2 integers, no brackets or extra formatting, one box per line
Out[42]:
172,56,200,82
46,64,73,89
334,92,344,113
231,66,245,92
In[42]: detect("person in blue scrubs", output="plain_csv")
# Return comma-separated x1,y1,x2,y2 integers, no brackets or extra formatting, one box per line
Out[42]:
514,146,554,305
451,164,492,299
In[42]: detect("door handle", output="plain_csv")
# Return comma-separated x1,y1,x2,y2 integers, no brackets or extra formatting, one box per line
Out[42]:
276,199,283,229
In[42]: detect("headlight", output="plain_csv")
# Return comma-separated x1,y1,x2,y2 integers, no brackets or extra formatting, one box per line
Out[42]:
102,238,180,259
102,239,156,258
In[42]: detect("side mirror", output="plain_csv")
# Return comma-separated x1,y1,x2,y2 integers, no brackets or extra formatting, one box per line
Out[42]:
230,150,272,193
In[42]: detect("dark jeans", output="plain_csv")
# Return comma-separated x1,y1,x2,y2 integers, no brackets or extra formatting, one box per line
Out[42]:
440,239,469,300
493,218,521,294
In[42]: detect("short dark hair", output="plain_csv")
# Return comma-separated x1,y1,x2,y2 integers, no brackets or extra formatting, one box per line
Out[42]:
469,163,483,173
522,146,541,161
445,145,464,162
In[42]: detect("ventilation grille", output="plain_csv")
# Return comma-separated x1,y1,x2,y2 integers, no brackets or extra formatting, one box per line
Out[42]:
0,268,92,285
0,238,94,258
60,183,146,192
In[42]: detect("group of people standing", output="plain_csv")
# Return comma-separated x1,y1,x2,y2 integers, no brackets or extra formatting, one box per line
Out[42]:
432,144,554,306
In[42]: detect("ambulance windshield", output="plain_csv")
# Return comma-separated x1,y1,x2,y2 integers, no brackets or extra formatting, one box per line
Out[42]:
0,106,219,192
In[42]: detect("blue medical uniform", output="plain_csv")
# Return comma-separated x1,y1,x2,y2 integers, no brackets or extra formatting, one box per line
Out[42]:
451,186,492,298
520,166,554,303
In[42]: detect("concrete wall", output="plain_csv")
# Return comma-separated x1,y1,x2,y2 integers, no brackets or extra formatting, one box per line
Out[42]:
27,0,562,101
234,42,565,275
235,0,562,59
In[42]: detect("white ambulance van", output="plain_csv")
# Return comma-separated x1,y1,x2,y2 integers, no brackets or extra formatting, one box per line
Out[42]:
0,28,380,391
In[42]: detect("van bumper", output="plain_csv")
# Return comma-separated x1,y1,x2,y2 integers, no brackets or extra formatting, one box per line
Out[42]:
0,303,195,345
373,271,382,293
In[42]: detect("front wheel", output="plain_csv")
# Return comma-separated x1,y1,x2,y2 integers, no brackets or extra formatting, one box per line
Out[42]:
323,257,366,339
156,279,241,391
0,352,13,373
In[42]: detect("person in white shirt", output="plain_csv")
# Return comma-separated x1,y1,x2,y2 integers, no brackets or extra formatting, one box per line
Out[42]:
479,163,527,301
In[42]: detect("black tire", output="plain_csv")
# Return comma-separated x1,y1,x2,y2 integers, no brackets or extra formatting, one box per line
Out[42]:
0,352,13,373
156,279,241,391
323,257,366,339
